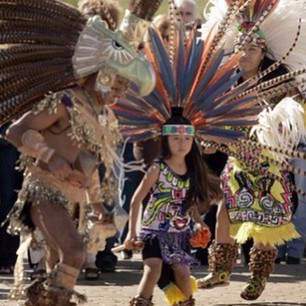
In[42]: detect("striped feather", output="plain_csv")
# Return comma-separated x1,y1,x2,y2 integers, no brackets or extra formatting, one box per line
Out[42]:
149,28,175,101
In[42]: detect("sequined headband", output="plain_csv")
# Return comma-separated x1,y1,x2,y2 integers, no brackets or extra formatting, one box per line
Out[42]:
162,124,195,136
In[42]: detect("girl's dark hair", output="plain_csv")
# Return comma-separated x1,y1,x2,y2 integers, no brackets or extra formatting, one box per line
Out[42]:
161,112,222,213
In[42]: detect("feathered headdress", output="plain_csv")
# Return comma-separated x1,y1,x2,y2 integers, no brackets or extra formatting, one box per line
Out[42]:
110,27,262,143
0,0,162,124
199,0,306,94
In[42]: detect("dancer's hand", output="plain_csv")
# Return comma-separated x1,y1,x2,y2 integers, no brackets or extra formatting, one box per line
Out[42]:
124,232,143,251
124,231,136,250
66,170,86,187
48,153,72,181
201,141,217,154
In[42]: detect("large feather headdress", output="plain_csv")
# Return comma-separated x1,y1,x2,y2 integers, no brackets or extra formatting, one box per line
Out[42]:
110,27,263,143
0,0,162,124
199,0,306,76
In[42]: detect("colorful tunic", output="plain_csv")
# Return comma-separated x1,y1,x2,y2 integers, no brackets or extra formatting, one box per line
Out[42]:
221,129,299,246
140,159,196,265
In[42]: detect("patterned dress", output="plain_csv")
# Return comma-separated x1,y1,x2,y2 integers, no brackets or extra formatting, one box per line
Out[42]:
140,159,197,265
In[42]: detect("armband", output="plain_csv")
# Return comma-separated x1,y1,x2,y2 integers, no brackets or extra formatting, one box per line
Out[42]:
20,130,55,164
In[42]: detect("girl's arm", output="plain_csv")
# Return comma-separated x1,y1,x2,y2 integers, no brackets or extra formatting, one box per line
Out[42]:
192,206,207,228
124,163,159,249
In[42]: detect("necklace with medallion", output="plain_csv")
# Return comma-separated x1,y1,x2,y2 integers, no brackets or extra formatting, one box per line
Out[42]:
83,89,108,127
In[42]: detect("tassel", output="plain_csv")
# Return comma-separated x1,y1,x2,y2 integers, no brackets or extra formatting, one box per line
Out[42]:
162,276,197,306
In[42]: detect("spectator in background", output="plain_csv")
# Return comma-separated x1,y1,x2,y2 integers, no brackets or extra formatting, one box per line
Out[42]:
0,122,23,275
152,14,171,49
174,0,201,34
276,140,306,265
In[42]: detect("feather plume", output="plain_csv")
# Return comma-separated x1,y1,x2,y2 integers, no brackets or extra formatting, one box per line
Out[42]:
0,0,86,123
250,97,306,158
0,0,158,124
128,0,163,21
111,27,262,143
199,0,306,95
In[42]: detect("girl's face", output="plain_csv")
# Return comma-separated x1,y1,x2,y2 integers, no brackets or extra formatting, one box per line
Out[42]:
239,43,265,78
167,134,193,157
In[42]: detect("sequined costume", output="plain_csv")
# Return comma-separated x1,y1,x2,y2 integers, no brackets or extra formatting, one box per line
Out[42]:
8,90,118,246
5,92,120,305
140,159,197,266
1,0,163,304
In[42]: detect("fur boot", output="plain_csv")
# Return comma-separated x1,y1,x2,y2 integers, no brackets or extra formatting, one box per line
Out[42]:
129,295,154,306
196,241,238,289
172,296,195,305
240,246,277,300
23,279,77,306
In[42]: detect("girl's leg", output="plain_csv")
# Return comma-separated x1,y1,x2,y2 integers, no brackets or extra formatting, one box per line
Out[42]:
130,257,162,305
138,257,162,299
172,264,191,299
197,202,238,289
172,263,196,305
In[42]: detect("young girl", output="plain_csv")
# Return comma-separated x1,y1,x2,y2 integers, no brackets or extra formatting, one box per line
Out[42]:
124,108,222,306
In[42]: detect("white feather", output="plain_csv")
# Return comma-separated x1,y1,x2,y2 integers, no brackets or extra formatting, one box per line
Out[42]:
199,0,306,92
250,97,306,161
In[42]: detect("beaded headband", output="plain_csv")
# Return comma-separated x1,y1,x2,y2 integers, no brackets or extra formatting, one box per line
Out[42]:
162,124,195,136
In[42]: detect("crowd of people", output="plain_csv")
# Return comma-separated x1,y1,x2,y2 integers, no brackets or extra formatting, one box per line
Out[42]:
0,0,306,306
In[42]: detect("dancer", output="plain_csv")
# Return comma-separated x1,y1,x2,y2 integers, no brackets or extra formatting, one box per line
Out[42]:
196,0,306,300
125,107,221,306
1,0,162,305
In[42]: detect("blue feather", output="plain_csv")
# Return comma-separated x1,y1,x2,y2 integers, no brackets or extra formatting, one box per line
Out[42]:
207,119,258,126
182,36,203,100
149,28,175,100
115,111,161,123
203,96,256,118
192,48,225,101
196,68,239,112
198,127,245,140
175,31,185,103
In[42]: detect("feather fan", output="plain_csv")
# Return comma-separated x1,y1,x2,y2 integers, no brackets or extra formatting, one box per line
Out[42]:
110,27,262,143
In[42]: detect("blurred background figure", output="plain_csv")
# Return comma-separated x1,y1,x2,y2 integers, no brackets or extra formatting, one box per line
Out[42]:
0,122,23,275
276,140,306,265
152,14,171,49
174,0,201,34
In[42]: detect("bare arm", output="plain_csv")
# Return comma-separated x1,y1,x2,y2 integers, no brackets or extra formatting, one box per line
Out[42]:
124,163,159,249
6,104,75,181
6,103,67,148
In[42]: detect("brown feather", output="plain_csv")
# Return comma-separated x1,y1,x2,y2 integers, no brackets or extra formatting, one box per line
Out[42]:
0,45,73,69
128,0,163,21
